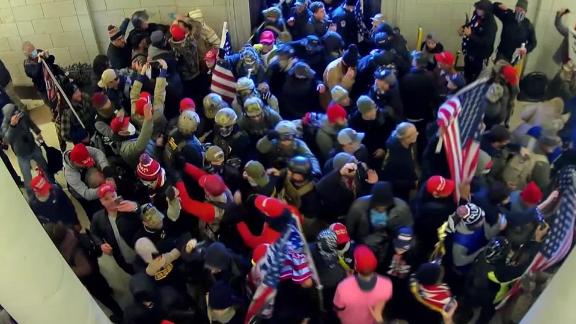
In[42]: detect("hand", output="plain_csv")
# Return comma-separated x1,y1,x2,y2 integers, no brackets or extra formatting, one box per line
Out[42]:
185,238,198,253
517,47,527,56
344,68,356,80
267,168,281,176
519,147,530,158
105,177,116,189
316,84,326,93
101,243,113,255
10,113,22,126
457,26,465,36
557,8,570,16
166,186,179,201
156,58,168,69
234,190,243,205
149,254,166,270
498,3,507,10
300,278,314,288
373,148,386,159
140,62,150,75
329,23,337,32
117,200,138,212
287,17,295,26
442,300,458,324
143,102,153,120
116,109,125,119
534,222,550,242
463,26,472,37
36,134,44,143
366,169,379,184
369,301,385,323
155,134,165,147
458,181,471,200
339,162,357,176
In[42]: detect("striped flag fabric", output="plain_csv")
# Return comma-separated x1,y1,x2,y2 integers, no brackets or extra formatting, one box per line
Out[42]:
354,0,369,42
43,64,58,103
211,26,236,103
496,166,576,309
244,223,309,324
437,79,490,200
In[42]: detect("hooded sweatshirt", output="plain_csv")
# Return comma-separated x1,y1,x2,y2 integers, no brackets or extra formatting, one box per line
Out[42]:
63,145,109,200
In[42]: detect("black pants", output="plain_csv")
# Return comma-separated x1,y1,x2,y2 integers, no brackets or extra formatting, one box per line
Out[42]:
83,271,123,317
464,55,485,83
112,252,134,275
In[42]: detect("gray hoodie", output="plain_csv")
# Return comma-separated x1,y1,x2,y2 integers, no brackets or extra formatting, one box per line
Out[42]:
2,103,41,157
315,115,346,160
63,145,109,201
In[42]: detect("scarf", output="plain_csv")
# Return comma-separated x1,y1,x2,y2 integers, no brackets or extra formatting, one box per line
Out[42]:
317,230,339,268
387,253,411,278
282,177,314,209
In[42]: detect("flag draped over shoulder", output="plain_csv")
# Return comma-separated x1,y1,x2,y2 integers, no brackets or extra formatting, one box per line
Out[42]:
497,166,576,309
211,25,236,103
437,79,490,200
244,223,308,324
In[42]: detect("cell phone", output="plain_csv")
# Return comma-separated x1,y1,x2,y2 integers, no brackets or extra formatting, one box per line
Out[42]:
151,252,161,259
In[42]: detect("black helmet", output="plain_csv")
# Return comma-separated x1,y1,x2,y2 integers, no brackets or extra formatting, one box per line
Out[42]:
288,156,312,176
485,236,510,264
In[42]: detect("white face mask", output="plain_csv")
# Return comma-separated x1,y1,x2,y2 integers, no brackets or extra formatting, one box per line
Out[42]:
127,123,137,136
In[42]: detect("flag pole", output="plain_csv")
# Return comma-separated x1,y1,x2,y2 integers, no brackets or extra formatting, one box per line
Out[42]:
416,26,424,50
220,21,228,49
40,58,86,129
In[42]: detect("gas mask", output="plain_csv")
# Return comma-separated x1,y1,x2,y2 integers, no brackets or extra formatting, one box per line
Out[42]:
219,125,234,137
515,11,526,23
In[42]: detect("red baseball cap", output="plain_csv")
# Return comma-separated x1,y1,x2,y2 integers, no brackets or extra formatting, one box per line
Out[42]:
254,195,288,218
179,97,196,113
110,116,130,134
30,173,52,196
259,30,276,45
434,51,456,66
354,245,378,274
199,174,226,196
329,223,350,245
97,183,116,199
70,143,95,167
170,23,187,42
135,92,151,116
426,175,455,198
326,103,347,124
205,48,218,61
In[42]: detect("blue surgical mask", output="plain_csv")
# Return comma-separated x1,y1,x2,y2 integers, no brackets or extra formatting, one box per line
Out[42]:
370,209,388,229
31,49,38,59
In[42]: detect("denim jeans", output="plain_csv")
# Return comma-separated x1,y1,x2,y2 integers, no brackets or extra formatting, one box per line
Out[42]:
16,145,52,191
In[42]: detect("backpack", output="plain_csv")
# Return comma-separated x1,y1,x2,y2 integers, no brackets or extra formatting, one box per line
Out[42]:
502,152,548,190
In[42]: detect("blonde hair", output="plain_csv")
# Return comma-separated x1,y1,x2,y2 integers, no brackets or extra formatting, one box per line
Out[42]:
393,122,416,139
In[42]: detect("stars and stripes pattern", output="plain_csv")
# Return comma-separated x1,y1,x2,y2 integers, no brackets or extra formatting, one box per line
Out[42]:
496,166,576,309
43,64,58,103
354,0,369,42
244,223,308,324
211,26,236,103
437,79,490,200
531,166,576,271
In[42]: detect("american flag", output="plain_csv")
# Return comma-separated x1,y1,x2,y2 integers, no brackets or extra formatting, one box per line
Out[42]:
496,166,576,309
437,79,490,200
354,0,369,42
244,223,309,324
211,25,237,103
43,63,58,103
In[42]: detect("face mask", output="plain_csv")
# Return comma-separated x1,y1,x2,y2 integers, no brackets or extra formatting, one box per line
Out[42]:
31,49,38,59
219,125,233,137
246,176,258,187
127,123,137,136
370,209,388,229
515,11,526,23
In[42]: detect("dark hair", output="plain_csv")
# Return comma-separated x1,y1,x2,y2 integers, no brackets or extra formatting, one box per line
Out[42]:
487,125,511,143
488,181,511,204
310,1,325,13
92,54,110,75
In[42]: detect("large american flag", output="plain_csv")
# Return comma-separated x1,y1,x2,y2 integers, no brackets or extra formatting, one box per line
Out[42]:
437,79,490,200
496,166,576,309
355,0,369,42
211,25,236,103
244,223,309,324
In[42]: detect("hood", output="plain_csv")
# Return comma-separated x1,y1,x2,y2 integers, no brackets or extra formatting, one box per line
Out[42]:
148,45,171,60
2,103,16,123
322,31,344,53
62,150,75,170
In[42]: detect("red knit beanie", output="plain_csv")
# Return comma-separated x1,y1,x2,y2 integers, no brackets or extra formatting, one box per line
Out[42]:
136,153,161,181
354,245,378,274
199,174,226,196
254,195,289,218
326,103,347,124
501,65,518,86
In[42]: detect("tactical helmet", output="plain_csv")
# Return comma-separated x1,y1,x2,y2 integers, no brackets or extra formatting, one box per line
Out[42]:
177,110,200,135
275,120,297,137
214,107,238,127
244,96,264,117
203,93,226,119
236,77,255,93
288,156,312,176
485,236,510,264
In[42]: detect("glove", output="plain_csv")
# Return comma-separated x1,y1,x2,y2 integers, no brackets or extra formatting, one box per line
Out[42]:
267,130,279,140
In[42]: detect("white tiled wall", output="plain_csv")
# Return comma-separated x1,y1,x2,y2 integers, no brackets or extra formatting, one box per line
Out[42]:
0,0,238,86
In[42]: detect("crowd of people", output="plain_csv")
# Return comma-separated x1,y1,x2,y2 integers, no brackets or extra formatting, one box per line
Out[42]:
1,0,576,323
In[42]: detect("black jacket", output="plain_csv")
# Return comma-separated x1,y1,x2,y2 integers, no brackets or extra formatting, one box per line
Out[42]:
381,136,418,183
107,18,132,69
349,109,395,156
316,167,372,221
91,208,141,250
0,59,11,88
331,6,358,46
368,84,404,120
462,10,497,59
305,17,330,38
30,185,79,226
279,76,322,120
399,68,439,122
288,7,312,40
493,3,537,61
